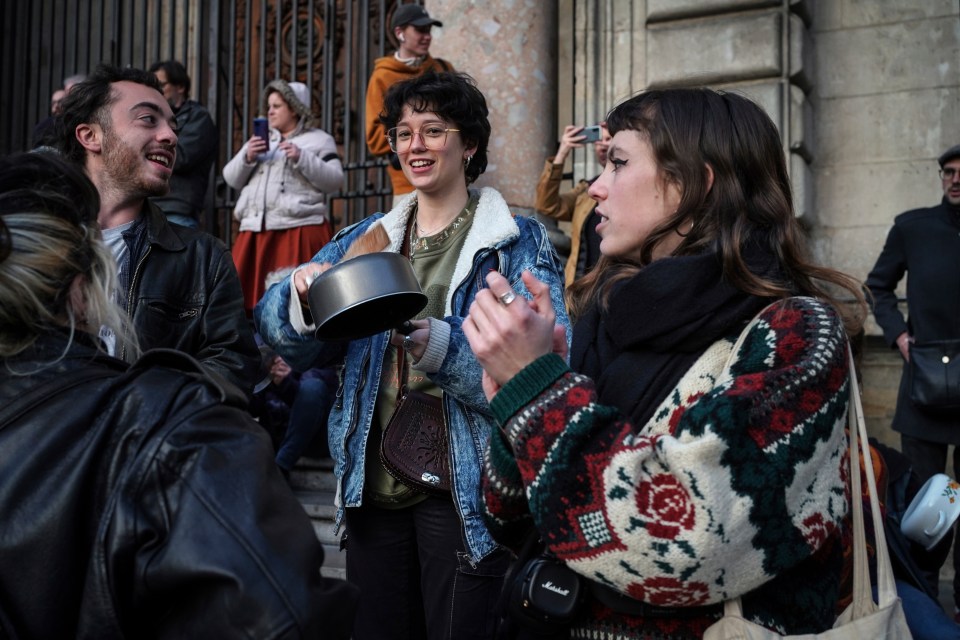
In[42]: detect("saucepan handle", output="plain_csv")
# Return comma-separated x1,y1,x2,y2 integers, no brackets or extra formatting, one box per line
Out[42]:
925,511,947,537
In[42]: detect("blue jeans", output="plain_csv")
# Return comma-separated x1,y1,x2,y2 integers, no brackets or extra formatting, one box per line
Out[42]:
886,579,960,639
275,372,335,470
345,497,510,640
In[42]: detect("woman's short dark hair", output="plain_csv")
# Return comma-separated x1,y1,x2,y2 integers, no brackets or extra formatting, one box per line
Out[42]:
569,87,866,332
56,64,162,165
379,72,490,184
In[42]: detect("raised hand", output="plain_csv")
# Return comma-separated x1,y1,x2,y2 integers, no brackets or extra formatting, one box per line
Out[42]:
464,270,558,398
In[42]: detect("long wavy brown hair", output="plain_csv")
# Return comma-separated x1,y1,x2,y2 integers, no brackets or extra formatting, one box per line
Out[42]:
567,88,866,334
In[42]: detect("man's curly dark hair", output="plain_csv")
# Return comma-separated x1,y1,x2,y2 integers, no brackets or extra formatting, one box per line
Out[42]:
379,71,490,185
56,64,162,165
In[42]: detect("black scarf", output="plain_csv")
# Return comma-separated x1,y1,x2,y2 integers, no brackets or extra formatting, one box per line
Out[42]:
571,244,783,426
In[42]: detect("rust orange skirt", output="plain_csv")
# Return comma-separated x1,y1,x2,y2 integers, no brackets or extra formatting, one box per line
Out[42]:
232,224,332,314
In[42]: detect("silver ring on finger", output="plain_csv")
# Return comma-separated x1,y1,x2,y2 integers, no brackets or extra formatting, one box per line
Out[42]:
498,290,517,306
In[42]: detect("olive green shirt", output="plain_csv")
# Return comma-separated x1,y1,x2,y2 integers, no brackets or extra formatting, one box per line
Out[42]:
364,193,478,506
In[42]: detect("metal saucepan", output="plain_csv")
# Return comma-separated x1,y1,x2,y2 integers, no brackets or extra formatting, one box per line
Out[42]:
307,252,428,341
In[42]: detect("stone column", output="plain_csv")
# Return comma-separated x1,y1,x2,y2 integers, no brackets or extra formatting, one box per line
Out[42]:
428,0,557,212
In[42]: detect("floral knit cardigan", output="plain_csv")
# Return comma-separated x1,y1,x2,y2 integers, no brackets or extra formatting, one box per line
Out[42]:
483,297,851,638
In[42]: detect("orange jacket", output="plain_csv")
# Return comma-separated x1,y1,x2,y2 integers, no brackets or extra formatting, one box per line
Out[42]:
364,54,453,195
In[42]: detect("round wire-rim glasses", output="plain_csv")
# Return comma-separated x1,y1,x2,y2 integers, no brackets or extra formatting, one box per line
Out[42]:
940,167,959,181
387,123,460,154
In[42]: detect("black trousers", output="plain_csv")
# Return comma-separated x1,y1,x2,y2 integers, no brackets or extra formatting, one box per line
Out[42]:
345,496,510,640
900,433,960,608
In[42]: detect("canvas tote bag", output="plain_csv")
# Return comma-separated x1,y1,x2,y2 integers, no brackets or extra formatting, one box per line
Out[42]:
704,346,911,639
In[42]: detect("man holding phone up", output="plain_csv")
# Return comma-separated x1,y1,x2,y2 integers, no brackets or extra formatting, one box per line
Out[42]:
534,123,612,287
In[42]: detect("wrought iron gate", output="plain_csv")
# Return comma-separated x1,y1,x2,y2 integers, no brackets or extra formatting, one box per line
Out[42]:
0,0,415,240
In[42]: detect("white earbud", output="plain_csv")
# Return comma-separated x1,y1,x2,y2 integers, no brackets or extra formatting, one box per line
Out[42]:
398,34,405,42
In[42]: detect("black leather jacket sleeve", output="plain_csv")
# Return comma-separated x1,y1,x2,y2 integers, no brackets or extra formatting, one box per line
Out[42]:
0,341,357,639
97,379,357,639
865,221,909,346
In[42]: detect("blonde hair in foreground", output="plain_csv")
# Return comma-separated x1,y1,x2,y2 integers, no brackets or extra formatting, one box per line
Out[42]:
0,152,138,366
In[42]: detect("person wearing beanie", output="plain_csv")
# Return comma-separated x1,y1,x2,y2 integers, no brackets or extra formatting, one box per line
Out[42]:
365,4,453,203
223,78,344,314
866,142,960,618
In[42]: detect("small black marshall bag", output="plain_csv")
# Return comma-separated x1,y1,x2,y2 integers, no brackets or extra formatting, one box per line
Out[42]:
495,530,584,638
508,552,584,629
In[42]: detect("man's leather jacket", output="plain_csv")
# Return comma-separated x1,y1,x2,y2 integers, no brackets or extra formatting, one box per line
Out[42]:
119,202,259,396
0,334,357,638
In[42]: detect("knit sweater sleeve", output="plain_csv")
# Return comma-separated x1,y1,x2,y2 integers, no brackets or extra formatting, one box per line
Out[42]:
482,297,851,608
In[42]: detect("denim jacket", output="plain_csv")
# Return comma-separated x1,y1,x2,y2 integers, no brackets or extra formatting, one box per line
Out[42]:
255,187,570,560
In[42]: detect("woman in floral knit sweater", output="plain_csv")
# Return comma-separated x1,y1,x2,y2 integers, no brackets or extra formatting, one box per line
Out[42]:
464,88,867,639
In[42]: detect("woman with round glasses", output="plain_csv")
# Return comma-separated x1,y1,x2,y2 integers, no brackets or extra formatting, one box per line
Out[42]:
255,71,570,639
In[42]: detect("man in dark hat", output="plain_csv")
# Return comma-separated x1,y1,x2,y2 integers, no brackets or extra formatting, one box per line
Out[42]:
866,142,960,618
365,3,453,204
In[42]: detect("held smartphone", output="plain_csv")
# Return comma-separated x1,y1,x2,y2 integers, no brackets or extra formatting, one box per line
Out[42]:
253,117,269,142
581,125,602,143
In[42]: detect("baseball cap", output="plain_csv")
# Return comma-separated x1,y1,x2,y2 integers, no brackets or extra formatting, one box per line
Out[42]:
939,143,960,167
391,4,443,29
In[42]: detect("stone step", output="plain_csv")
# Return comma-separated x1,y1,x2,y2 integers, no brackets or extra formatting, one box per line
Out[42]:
294,456,335,471
321,543,347,581
296,490,340,546
289,460,344,580
290,469,337,492
288,456,338,492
